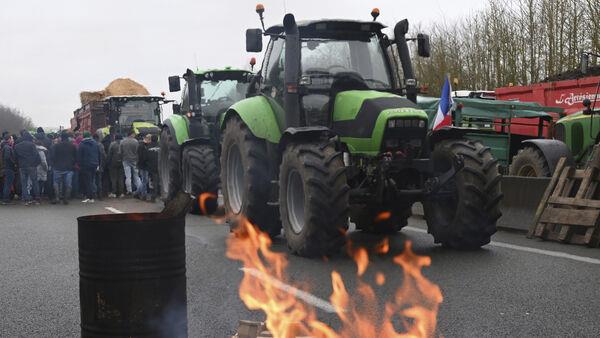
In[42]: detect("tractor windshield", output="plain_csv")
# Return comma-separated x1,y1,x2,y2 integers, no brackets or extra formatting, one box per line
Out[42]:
118,100,160,126
201,80,249,116
301,35,392,90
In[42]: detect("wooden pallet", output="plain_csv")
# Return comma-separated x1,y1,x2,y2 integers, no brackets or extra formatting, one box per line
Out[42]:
529,146,600,247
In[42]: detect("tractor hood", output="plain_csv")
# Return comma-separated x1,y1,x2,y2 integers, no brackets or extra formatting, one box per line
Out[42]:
332,90,428,155
132,121,160,136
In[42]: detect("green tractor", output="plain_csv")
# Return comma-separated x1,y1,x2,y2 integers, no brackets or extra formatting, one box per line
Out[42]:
160,68,253,212
218,6,502,257
95,95,165,138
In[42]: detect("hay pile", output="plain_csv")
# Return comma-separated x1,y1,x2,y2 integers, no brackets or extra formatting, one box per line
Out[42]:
80,78,150,105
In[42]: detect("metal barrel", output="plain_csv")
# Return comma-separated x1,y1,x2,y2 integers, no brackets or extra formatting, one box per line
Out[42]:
77,213,187,338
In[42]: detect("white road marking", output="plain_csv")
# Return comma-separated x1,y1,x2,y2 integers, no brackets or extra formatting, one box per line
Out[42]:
239,267,339,313
105,207,124,214
403,226,600,265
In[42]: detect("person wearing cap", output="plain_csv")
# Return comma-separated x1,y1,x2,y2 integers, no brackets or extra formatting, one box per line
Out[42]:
50,132,77,204
77,131,102,203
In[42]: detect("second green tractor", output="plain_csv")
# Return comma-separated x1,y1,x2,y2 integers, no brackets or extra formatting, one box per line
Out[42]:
218,7,502,257
160,68,253,213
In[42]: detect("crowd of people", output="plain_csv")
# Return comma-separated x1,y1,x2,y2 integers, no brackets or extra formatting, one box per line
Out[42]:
0,127,160,206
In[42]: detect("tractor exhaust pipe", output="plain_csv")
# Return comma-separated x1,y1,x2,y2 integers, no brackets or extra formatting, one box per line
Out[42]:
283,13,301,128
394,20,417,103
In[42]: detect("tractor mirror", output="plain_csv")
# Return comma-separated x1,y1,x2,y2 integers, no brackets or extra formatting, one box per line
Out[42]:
417,33,431,58
246,29,263,52
581,52,589,74
172,103,181,115
168,76,181,92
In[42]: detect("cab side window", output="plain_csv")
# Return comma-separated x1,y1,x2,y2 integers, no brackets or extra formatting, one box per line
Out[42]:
262,38,285,98
181,83,189,113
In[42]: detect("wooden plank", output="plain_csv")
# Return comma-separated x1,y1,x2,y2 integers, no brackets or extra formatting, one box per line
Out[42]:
528,157,568,238
539,208,600,227
547,196,600,208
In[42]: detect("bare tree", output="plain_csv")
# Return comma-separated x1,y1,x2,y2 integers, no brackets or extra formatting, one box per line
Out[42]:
0,104,34,134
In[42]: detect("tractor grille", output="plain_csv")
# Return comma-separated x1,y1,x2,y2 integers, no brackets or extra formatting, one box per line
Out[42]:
382,118,427,158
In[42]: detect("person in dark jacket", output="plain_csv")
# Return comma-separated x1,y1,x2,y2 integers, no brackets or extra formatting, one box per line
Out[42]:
120,130,141,195
36,127,53,150
137,134,151,199
50,132,77,204
1,135,16,204
146,135,160,202
77,131,102,203
14,132,41,205
107,134,125,197
93,133,107,200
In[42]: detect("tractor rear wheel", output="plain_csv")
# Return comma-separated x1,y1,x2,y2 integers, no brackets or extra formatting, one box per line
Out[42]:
423,139,502,249
279,142,349,257
351,203,411,234
182,144,219,215
159,127,181,202
509,146,551,177
221,116,280,236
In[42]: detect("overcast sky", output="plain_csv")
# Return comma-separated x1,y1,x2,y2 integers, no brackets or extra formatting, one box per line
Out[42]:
0,0,486,128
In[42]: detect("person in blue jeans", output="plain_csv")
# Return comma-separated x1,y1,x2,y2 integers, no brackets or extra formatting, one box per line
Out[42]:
50,132,77,204
14,132,41,205
120,130,142,196
1,135,16,205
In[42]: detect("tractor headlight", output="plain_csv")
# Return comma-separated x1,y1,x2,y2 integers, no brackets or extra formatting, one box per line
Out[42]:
388,120,396,128
419,120,426,128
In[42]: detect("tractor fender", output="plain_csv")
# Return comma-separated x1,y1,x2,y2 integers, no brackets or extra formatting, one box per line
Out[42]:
429,127,475,148
162,115,190,146
521,139,575,174
220,96,282,144
279,126,336,151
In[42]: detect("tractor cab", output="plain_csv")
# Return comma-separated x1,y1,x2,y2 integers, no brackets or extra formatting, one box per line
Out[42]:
169,68,253,119
103,95,164,136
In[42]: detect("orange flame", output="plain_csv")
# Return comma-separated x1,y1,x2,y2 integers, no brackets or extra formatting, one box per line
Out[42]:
198,192,217,215
375,211,392,222
227,220,443,338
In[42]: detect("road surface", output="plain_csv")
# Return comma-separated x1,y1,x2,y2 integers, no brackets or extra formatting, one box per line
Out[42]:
1,199,599,337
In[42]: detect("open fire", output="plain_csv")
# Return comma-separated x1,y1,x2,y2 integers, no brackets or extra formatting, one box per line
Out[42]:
224,216,443,338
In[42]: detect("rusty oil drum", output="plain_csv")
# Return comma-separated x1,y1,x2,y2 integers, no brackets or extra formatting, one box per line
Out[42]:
77,213,187,337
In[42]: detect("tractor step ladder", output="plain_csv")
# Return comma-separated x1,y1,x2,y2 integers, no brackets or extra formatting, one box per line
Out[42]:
529,146,600,247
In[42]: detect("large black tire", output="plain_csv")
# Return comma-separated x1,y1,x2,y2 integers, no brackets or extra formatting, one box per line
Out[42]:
351,203,411,234
182,144,219,215
159,127,181,202
220,116,280,236
423,139,502,249
279,142,349,257
509,146,551,177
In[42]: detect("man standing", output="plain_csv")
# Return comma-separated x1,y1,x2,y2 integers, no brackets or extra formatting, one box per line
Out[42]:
137,134,151,200
120,130,141,196
92,133,106,200
146,135,160,202
107,134,125,198
1,135,16,205
77,131,102,203
51,132,77,204
14,132,41,205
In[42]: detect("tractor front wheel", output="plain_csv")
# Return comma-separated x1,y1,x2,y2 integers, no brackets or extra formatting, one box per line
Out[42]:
182,144,219,215
159,127,181,203
220,116,280,236
509,146,551,177
279,142,349,257
423,139,502,249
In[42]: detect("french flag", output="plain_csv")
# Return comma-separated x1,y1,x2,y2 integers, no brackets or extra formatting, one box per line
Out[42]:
433,77,454,130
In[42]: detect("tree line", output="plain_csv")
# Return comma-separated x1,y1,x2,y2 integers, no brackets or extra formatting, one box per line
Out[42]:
413,0,600,96
0,104,34,134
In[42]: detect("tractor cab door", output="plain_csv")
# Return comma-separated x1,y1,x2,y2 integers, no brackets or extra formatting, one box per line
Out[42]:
259,37,287,131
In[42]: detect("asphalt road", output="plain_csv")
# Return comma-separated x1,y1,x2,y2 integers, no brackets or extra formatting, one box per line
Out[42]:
1,199,600,337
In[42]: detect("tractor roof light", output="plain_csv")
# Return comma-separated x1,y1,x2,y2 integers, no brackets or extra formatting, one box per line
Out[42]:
256,3,264,15
371,8,380,21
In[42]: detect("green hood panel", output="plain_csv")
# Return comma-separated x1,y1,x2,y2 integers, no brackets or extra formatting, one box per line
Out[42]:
332,90,427,155
221,96,283,144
